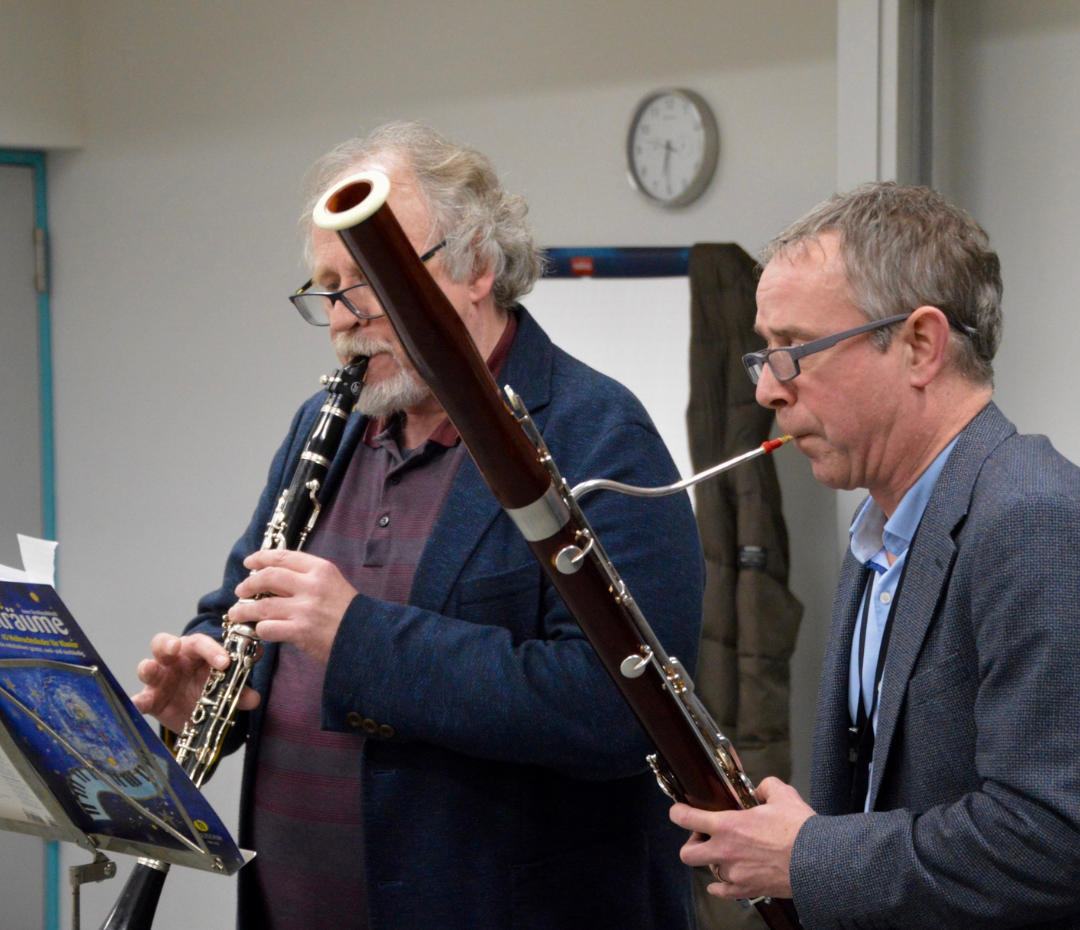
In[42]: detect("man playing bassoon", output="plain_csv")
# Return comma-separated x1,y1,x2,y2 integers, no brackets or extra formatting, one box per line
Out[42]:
133,122,704,930
672,182,1080,928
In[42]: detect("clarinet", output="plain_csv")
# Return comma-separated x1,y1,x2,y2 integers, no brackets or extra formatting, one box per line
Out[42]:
100,358,368,930
311,171,803,930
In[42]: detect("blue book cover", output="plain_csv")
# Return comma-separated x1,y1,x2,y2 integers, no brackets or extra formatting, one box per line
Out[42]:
0,581,248,875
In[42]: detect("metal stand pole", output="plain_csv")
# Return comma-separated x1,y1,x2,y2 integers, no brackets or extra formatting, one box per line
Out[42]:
70,852,116,930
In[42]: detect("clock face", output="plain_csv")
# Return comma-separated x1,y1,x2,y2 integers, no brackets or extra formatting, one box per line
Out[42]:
627,89,719,207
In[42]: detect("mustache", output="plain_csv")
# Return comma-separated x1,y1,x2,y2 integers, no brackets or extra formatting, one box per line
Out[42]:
332,331,401,365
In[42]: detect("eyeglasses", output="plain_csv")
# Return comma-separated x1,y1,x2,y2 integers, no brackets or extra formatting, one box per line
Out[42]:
742,313,912,384
290,240,447,326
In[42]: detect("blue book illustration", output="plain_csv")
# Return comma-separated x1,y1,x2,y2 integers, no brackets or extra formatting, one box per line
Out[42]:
0,581,248,875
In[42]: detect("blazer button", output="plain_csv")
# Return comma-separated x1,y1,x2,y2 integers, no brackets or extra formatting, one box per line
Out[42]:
378,724,396,739
362,718,379,734
346,711,363,728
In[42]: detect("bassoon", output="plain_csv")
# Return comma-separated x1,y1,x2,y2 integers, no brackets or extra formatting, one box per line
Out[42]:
312,170,803,930
99,358,369,930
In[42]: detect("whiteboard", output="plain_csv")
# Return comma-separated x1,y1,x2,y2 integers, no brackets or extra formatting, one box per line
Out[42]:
524,277,693,483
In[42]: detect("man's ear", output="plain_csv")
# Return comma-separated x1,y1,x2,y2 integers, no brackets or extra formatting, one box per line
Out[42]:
469,259,497,304
905,306,952,388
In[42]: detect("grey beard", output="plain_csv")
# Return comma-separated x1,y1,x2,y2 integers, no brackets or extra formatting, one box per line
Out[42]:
356,367,431,418
333,330,431,418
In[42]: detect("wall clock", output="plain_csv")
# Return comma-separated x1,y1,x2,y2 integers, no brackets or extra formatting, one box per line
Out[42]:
626,88,719,208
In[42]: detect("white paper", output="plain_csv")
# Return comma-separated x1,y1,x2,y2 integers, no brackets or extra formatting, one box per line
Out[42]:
0,535,57,586
17,535,57,586
0,743,57,827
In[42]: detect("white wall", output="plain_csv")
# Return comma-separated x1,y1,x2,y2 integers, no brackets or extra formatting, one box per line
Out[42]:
935,0,1080,468
0,0,83,148
3,1,840,925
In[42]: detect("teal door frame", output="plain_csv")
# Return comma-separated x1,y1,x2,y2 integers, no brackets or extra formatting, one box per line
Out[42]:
0,147,59,930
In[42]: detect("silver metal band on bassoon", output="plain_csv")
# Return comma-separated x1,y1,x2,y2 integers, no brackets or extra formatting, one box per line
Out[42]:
501,381,761,812
505,483,571,541
301,451,332,467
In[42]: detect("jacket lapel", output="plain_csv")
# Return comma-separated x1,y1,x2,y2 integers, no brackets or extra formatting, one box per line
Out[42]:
867,402,1016,808
411,457,503,614
811,550,866,813
408,306,554,614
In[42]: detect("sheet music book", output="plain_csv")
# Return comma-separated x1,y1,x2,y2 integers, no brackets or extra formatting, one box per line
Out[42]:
0,579,249,875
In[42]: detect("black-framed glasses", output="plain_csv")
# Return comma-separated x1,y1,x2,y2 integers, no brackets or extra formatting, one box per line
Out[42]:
742,313,912,384
290,239,447,326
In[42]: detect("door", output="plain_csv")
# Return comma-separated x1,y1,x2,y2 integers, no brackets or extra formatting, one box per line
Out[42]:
0,162,44,565
0,156,48,930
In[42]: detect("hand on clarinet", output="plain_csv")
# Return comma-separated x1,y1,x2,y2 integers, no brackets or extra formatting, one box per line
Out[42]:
228,549,358,666
132,632,260,734
669,777,816,901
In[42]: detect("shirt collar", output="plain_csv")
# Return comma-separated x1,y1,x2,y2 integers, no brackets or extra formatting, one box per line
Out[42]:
850,436,959,565
364,310,519,449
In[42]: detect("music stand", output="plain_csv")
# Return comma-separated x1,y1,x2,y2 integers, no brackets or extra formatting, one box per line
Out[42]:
0,580,251,929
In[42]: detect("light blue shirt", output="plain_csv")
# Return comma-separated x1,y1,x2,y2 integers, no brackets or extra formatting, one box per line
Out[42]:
847,437,958,807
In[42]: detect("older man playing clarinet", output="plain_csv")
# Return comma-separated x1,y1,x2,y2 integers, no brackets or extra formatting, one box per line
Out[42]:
133,122,704,930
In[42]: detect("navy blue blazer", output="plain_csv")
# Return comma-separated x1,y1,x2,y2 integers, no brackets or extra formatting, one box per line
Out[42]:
791,403,1080,929
188,307,704,930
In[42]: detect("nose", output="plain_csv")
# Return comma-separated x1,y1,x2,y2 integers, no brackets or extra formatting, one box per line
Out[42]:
754,363,794,410
326,297,367,337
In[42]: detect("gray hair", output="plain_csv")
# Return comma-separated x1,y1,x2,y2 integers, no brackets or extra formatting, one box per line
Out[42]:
300,121,544,311
760,182,1002,385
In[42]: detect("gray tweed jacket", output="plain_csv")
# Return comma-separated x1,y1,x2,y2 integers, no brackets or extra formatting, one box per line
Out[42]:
790,402,1080,929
